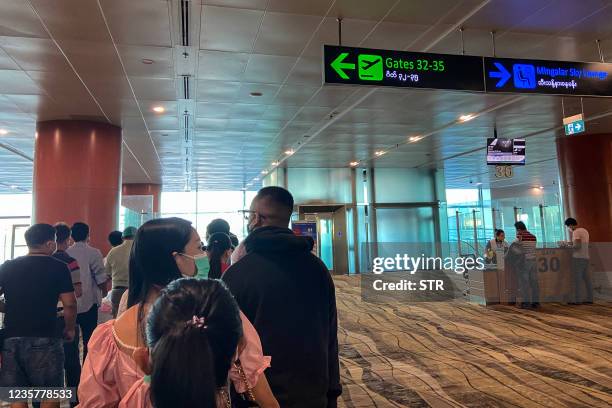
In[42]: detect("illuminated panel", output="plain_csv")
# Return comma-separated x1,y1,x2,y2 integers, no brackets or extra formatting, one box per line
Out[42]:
484,57,612,97
324,45,485,92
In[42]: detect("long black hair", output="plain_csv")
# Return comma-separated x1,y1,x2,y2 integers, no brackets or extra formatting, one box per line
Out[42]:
146,278,243,408
127,218,194,342
207,232,232,280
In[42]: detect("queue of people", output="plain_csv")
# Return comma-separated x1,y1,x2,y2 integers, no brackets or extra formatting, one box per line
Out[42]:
0,186,341,408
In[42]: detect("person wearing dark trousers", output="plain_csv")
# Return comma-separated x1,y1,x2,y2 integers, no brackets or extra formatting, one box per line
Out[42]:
52,223,83,407
0,224,77,408
67,222,109,361
563,218,593,304
514,221,540,309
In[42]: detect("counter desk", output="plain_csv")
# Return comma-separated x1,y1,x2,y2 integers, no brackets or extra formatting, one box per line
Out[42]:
468,248,573,305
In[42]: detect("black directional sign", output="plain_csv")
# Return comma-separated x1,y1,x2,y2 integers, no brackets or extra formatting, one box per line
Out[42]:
484,57,612,97
324,45,612,97
324,45,485,92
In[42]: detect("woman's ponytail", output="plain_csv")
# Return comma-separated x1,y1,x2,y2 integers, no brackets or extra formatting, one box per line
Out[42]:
145,278,243,407
149,324,216,408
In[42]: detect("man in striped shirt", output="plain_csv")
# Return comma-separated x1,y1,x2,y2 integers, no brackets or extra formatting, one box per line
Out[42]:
514,221,540,308
53,223,83,407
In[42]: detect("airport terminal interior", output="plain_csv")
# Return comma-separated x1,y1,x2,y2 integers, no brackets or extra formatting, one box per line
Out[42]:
0,0,611,407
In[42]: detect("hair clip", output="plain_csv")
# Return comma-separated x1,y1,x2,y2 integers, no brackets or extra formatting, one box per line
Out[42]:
186,315,207,329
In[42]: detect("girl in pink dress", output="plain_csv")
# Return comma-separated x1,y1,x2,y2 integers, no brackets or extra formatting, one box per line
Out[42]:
77,218,277,408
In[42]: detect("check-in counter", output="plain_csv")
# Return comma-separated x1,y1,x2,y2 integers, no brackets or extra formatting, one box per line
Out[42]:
468,248,573,305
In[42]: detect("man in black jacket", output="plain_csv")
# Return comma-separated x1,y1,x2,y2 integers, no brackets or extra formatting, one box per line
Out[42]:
223,186,341,408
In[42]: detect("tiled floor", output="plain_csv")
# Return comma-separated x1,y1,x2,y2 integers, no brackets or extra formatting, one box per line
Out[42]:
334,275,612,407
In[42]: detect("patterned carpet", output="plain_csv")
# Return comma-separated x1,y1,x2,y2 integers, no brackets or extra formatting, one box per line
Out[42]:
334,275,612,408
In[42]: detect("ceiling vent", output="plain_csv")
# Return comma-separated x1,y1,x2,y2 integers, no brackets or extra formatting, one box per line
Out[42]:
182,75,190,99
180,0,190,47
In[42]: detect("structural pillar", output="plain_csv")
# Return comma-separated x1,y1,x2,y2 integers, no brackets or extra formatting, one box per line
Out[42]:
556,133,612,242
122,183,161,213
33,120,122,254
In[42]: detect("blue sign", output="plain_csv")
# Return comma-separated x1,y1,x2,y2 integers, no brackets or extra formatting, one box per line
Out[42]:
489,62,511,87
484,57,612,97
564,120,585,135
513,64,536,89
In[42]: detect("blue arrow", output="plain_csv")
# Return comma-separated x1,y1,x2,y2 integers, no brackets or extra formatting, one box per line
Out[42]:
489,62,511,87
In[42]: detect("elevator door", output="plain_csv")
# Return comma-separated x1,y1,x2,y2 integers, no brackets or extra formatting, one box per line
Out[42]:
301,206,349,275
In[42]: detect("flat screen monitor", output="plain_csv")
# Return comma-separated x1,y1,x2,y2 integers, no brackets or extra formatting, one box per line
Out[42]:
486,138,525,165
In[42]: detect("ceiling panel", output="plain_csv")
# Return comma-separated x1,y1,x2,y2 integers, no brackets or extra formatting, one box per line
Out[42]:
1,0,611,191
253,12,322,57
198,50,249,81
100,0,172,47
200,6,264,52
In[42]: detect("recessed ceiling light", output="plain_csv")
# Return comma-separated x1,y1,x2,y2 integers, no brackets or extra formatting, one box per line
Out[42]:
271,161,279,166
10,185,17,189
475,182,482,186
250,92,263,97
0,129,8,135
284,149,294,156
261,170,268,175
349,161,359,167
141,58,154,65
538,185,544,190
459,114,474,122
153,106,165,113
375,150,386,156
253,177,259,181
409,136,422,142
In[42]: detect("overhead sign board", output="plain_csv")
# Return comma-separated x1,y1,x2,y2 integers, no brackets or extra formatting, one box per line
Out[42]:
324,45,485,92
324,45,612,97
484,57,612,97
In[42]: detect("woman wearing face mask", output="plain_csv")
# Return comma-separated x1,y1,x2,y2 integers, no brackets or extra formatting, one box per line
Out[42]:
77,218,278,408
207,232,232,280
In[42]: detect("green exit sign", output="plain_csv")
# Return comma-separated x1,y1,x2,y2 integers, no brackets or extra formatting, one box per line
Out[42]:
563,113,585,135
564,120,585,135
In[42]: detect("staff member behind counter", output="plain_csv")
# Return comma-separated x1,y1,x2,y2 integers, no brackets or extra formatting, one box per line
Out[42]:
485,229,509,266
559,217,593,304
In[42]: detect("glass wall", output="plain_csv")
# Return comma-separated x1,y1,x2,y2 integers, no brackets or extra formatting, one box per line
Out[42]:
374,168,435,203
0,194,32,263
160,190,256,241
446,186,565,258
266,167,442,274
287,168,352,204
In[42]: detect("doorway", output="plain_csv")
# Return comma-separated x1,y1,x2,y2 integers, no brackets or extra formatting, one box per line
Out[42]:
299,205,349,275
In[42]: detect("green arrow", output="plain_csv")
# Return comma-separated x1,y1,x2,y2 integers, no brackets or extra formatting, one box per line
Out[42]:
331,52,355,79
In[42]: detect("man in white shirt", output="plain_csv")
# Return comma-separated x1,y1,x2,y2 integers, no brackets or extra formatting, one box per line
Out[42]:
66,222,109,360
564,218,593,304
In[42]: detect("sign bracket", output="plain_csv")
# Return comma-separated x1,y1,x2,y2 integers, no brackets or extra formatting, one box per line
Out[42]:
596,39,605,63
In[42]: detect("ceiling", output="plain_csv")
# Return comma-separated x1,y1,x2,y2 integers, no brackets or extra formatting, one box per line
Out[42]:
0,0,611,194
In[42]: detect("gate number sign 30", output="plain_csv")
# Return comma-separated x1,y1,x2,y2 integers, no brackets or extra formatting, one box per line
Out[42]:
495,165,513,178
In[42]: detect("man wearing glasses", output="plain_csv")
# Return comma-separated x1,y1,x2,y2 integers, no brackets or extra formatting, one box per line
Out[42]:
223,186,341,408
